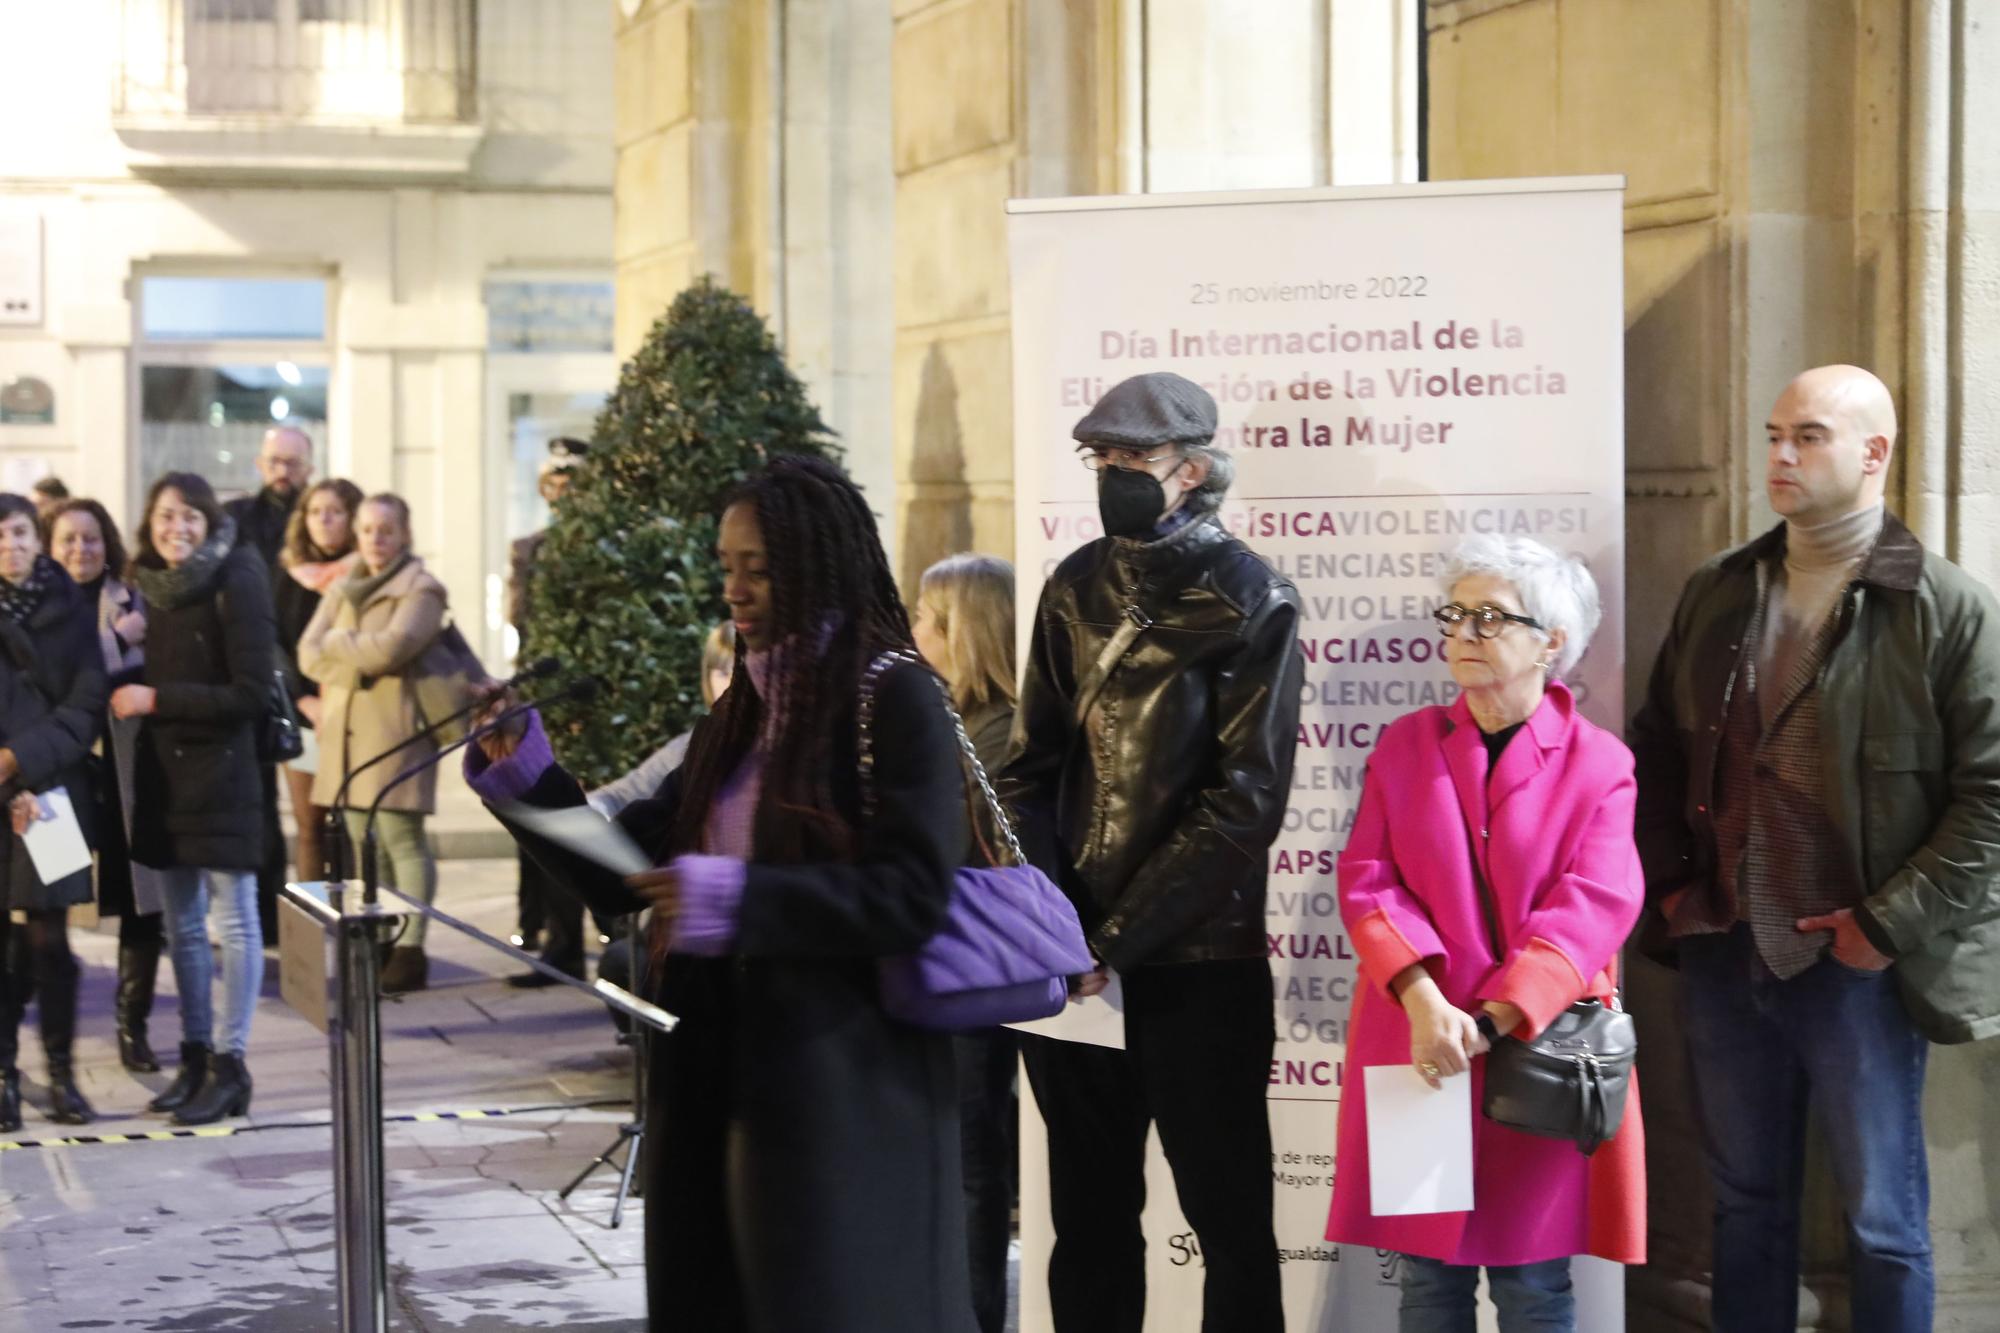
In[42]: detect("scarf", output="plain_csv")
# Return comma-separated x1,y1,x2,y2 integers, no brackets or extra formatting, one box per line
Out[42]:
127,516,238,611
344,550,413,609
289,554,354,595
0,553,57,626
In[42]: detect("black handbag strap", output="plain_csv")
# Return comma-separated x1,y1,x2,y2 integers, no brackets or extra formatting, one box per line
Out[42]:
858,649,1024,868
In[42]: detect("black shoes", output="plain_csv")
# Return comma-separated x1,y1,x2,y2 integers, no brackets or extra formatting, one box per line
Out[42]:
45,1064,96,1126
0,1070,19,1133
172,1051,253,1126
148,1042,211,1114
380,947,429,995
506,957,583,989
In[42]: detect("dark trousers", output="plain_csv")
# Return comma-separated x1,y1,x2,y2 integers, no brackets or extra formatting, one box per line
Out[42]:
1022,958,1282,1333
956,1028,1019,1333
517,848,584,972
0,910,79,1071
1680,926,1933,1333
256,764,285,944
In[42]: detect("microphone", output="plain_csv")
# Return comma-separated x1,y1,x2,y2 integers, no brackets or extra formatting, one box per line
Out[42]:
321,655,563,879
358,675,601,906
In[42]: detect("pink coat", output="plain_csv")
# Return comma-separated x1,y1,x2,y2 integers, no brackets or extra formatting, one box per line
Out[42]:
1323,682,1647,1266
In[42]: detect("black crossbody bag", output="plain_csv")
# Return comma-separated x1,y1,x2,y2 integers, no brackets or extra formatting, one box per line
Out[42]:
1465,820,1636,1156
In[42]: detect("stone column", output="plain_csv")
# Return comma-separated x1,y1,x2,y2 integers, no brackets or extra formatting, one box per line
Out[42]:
1426,1,2000,1327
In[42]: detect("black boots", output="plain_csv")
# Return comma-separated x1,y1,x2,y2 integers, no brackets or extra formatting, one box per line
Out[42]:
45,1063,95,1126
0,1070,19,1134
380,946,429,995
172,1051,252,1126
149,1042,210,1114
116,941,162,1072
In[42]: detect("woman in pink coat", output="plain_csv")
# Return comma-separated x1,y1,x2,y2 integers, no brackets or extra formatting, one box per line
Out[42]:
1324,534,1645,1332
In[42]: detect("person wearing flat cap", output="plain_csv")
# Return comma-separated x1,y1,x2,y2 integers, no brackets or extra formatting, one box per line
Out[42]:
999,371,1303,1331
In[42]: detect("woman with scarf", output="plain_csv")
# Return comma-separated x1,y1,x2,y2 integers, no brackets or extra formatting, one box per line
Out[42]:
0,493,107,1133
299,492,452,994
48,498,165,1074
466,455,977,1332
275,479,362,878
113,473,277,1127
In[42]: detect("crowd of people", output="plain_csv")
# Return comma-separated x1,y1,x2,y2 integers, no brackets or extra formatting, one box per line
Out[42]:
2,357,1988,1333
0,426,472,1131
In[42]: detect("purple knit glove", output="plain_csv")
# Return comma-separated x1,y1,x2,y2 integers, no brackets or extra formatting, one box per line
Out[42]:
669,854,745,956
462,708,555,805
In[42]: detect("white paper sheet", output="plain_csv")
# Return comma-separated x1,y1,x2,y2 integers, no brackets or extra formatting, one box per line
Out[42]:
1006,971,1126,1049
1364,1064,1474,1216
498,800,653,877
22,786,92,885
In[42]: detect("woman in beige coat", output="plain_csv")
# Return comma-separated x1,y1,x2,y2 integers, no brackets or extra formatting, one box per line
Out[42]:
298,492,450,993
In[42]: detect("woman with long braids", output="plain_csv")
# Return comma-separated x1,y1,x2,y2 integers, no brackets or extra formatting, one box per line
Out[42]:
466,455,977,1332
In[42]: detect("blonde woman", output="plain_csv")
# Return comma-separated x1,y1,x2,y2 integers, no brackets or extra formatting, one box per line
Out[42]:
298,493,453,993
911,552,1019,1333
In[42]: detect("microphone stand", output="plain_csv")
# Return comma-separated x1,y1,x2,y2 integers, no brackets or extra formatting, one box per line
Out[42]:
320,658,559,880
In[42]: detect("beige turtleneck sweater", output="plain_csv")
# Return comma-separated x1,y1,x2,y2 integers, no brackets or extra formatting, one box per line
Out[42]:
1757,502,1884,722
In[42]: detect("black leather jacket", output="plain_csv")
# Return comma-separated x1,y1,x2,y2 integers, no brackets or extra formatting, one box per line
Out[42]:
999,514,1304,971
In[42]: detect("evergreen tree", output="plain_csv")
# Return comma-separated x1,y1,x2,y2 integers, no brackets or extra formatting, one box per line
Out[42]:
524,276,839,787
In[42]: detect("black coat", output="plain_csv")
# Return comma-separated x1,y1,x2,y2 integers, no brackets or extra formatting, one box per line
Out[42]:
130,544,277,871
491,660,977,1333
999,514,1304,971
224,488,293,575
0,565,107,912
273,570,323,705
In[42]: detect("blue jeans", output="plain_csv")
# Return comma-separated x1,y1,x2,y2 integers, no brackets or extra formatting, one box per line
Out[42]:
159,867,263,1058
1680,925,1933,1333
1398,1254,1574,1332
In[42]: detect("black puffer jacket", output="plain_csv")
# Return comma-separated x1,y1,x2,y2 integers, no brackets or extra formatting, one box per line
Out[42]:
0,559,107,912
128,524,276,871
999,514,1304,972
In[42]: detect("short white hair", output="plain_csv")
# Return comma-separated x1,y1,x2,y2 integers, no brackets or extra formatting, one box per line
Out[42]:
1440,535,1602,677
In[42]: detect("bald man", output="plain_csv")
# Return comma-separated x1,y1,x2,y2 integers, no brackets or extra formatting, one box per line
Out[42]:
225,425,314,941
1630,365,2000,1332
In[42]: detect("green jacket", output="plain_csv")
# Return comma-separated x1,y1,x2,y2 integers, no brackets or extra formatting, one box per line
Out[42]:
1630,512,2000,1043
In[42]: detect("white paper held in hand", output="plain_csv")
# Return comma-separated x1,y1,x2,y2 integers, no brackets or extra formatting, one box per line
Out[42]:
1006,971,1126,1049
1364,1064,1474,1216
496,801,652,878
22,786,92,885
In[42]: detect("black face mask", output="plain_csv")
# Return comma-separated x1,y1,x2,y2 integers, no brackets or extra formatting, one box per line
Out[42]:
1097,461,1185,539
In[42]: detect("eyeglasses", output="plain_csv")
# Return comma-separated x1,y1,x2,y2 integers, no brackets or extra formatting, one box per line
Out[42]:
1077,446,1180,472
1433,603,1546,638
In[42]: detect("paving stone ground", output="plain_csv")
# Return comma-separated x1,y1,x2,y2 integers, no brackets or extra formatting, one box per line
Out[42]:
0,859,651,1331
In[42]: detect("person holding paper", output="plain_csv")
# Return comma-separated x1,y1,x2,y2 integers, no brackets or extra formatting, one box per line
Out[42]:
464,455,977,1333
115,472,277,1127
998,372,1303,1333
911,552,1019,1333
274,478,362,880
0,492,107,1133
1324,535,1646,1332
50,497,168,1074
299,492,457,994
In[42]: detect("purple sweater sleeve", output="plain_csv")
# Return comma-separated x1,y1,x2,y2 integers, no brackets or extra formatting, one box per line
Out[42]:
669,854,745,955
462,709,555,805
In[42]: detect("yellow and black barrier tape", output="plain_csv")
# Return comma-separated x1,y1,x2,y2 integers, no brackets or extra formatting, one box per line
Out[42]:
0,1098,625,1153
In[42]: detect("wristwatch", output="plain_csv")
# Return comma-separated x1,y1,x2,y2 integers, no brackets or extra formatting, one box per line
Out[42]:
1474,1012,1500,1044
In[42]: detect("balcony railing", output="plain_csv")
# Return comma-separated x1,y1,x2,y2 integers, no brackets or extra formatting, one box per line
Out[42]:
116,0,476,125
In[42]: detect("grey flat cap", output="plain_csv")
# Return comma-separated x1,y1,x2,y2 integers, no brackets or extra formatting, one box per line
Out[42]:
1071,372,1218,449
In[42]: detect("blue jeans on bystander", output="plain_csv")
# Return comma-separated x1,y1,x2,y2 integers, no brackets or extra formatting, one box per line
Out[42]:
1679,924,1932,1333
159,867,263,1058
1398,1253,1574,1333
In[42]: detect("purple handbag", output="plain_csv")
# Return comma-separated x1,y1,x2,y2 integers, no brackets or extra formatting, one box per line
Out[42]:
860,651,1095,1031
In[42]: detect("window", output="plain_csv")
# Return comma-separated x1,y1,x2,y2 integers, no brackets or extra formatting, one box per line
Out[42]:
134,275,332,502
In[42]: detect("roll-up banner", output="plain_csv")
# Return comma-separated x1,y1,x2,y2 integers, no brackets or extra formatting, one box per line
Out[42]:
1007,178,1627,1332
